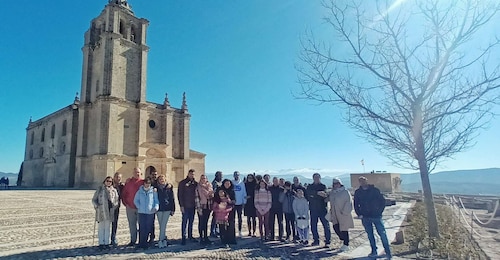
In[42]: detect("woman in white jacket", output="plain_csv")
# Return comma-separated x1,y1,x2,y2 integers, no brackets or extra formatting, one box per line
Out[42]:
92,176,119,250
328,178,354,252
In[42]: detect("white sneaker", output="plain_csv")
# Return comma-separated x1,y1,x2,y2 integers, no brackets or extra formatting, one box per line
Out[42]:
339,245,349,252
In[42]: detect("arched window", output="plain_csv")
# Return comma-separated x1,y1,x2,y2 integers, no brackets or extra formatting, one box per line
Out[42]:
39,147,44,158
51,124,55,139
62,120,67,136
41,128,45,142
30,132,34,145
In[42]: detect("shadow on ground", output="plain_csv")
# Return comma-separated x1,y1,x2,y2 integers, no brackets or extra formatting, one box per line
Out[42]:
3,238,349,260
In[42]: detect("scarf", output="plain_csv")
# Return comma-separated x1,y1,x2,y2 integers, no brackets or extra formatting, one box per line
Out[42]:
106,185,117,204
197,181,213,206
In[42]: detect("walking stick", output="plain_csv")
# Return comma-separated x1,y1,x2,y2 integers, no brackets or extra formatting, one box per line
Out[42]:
92,209,97,246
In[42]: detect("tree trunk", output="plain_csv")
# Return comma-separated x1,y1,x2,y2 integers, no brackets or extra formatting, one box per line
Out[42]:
415,137,440,238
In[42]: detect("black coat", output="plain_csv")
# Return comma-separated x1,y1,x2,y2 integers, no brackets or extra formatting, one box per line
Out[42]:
244,182,257,217
157,184,176,212
269,185,284,211
306,183,328,214
353,185,386,218
178,177,197,209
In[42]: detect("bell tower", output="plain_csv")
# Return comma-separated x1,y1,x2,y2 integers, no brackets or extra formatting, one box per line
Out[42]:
75,0,151,186
80,0,149,104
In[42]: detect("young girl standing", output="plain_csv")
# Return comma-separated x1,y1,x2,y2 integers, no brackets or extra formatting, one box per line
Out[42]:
292,189,310,245
212,189,234,247
254,180,272,241
134,177,159,249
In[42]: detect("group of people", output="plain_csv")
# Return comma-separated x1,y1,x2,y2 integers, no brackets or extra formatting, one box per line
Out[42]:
92,168,392,259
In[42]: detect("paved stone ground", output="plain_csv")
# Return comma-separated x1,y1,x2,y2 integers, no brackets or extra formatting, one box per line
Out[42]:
0,190,410,260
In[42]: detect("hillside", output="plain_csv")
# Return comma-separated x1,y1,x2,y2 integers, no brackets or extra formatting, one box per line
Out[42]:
206,168,500,195
399,168,500,195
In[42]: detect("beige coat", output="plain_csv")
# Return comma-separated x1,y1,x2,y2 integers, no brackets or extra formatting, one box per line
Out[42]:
92,185,119,223
328,186,354,231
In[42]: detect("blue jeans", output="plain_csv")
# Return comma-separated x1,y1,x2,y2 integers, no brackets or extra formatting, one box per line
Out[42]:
310,210,331,243
361,217,391,256
297,226,309,241
138,213,155,248
181,207,195,239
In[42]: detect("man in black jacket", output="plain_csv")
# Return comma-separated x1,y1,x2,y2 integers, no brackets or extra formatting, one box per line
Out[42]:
354,176,392,259
178,169,198,245
306,173,331,247
269,177,284,241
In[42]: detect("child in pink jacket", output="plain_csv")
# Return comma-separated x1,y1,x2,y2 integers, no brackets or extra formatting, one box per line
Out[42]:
212,189,233,246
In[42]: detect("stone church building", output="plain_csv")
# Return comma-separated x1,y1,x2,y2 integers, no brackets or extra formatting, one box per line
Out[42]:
21,0,205,188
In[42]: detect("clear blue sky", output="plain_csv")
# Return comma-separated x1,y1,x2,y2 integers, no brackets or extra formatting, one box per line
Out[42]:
1,0,499,176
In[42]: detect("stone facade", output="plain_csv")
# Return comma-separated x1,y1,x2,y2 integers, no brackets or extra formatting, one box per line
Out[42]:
350,173,402,193
22,1,205,188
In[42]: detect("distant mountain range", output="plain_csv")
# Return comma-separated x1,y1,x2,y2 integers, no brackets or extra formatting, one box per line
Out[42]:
2,168,499,195
205,168,500,196
398,168,500,195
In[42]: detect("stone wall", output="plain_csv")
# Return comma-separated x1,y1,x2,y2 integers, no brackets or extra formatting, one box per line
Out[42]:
350,173,402,193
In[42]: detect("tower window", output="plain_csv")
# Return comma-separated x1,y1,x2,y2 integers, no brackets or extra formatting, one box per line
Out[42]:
39,147,44,158
41,128,45,142
131,25,138,43
119,20,126,38
51,124,55,139
30,132,34,145
29,149,33,159
62,120,67,136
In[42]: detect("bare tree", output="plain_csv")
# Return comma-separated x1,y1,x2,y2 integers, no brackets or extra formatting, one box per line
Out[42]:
297,0,500,238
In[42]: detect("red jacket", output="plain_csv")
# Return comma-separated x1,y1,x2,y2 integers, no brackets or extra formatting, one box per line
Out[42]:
121,177,144,209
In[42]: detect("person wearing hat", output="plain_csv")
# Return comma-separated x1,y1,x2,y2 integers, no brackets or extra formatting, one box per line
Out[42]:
328,178,354,252
354,176,391,259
